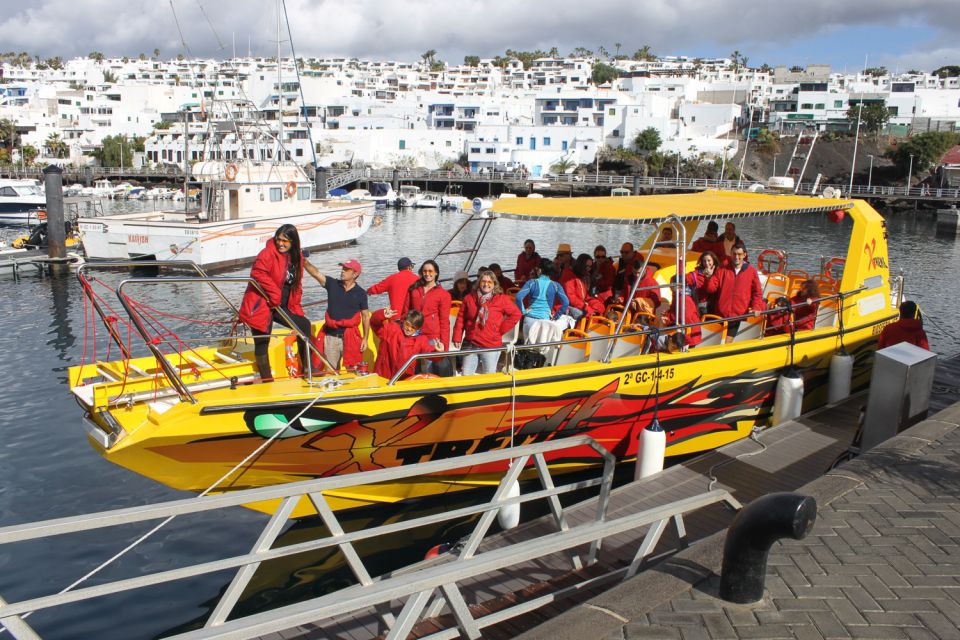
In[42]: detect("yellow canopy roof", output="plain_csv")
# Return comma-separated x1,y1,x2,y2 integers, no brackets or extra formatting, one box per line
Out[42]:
489,190,853,224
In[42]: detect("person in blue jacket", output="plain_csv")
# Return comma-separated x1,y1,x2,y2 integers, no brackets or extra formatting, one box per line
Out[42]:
515,259,570,336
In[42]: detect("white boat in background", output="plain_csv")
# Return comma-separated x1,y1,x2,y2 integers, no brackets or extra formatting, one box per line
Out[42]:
78,160,374,270
345,188,372,201
111,182,135,199
0,179,46,225
441,185,467,211
367,181,397,207
413,192,442,208
397,185,421,207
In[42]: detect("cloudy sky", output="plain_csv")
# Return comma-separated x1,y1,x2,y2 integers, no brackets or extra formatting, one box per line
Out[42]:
2,0,958,73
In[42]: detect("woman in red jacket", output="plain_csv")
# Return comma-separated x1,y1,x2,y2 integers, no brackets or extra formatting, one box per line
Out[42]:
453,270,521,375
403,259,452,373
239,224,319,380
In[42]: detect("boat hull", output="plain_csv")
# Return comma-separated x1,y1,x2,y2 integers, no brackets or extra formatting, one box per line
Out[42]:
76,320,885,518
77,201,374,270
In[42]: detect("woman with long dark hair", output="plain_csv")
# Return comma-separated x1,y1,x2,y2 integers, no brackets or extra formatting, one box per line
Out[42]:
402,258,453,355
239,224,319,380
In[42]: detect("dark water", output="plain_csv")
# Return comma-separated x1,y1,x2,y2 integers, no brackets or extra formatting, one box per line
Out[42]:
0,201,957,638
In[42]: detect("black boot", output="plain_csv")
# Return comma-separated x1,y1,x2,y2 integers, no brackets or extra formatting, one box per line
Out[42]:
255,354,273,381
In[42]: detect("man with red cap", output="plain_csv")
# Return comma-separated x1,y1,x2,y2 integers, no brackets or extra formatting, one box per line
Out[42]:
312,259,370,370
367,256,419,312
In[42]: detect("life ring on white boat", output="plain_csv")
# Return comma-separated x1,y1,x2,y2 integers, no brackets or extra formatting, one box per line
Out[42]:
285,181,297,198
224,163,239,182
757,249,786,274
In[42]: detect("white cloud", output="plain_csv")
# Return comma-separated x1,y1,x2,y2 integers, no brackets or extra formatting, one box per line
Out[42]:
0,0,957,71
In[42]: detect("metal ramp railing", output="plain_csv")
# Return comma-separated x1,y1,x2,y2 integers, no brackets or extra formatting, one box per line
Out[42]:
0,436,740,640
326,168,366,190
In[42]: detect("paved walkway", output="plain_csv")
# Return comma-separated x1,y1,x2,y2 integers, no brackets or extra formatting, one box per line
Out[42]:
519,401,960,640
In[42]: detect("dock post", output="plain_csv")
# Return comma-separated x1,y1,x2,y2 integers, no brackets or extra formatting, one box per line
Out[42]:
315,165,328,198
43,164,67,267
633,175,641,195
936,206,959,235
719,492,817,603
392,169,399,193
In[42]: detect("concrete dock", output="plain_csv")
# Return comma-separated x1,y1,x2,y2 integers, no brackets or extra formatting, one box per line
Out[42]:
520,385,960,639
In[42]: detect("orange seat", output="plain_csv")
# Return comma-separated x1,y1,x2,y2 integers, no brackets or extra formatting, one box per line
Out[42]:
763,273,788,299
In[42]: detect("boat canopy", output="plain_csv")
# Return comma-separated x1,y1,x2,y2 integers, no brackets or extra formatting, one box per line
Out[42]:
489,190,854,224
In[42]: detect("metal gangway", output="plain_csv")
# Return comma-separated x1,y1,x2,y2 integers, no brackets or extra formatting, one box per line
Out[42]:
0,436,740,640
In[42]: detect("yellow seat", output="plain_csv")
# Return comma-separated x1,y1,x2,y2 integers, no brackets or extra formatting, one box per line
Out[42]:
448,301,462,349
699,315,727,346
731,314,765,343
763,273,788,299
554,329,590,365
608,324,647,359
814,299,839,328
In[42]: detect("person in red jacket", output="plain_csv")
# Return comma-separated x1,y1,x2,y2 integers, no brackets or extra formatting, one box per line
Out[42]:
514,239,541,284
658,277,702,350
591,245,616,299
239,224,321,380
370,308,442,379
686,251,720,316
691,221,724,255
366,256,419,312
878,300,930,350
453,270,521,375
765,280,820,336
703,241,764,342
403,259,453,373
489,263,514,291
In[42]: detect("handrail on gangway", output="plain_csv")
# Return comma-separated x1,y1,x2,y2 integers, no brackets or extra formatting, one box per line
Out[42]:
0,436,740,640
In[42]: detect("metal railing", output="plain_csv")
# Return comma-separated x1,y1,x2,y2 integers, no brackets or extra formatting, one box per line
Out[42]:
390,274,889,385
76,261,336,403
0,435,741,640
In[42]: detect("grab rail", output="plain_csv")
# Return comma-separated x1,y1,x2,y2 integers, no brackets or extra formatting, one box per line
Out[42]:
115,277,338,401
388,278,888,384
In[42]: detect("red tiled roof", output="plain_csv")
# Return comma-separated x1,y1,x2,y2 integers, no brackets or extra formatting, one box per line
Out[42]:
942,145,960,166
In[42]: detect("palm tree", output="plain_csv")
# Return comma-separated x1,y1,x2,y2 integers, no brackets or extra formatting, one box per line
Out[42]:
46,133,68,158
730,50,741,72
0,119,20,151
614,42,622,58
550,157,576,174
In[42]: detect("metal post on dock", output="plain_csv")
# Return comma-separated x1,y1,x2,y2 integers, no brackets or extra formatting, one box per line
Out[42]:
632,174,641,195
43,164,67,267
392,169,399,193
315,165,328,198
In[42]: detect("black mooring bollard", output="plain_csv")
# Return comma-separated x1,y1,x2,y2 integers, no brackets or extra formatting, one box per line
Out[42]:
719,492,817,604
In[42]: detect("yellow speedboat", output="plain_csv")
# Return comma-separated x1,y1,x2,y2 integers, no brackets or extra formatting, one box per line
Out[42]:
68,191,897,517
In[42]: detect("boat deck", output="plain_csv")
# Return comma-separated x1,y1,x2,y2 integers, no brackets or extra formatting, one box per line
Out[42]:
261,353,960,640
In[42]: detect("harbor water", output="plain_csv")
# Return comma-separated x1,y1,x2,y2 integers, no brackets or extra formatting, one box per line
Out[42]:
0,199,957,639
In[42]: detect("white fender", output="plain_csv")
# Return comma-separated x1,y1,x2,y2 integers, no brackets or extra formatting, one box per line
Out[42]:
773,368,804,425
828,351,853,404
497,479,521,530
634,419,667,480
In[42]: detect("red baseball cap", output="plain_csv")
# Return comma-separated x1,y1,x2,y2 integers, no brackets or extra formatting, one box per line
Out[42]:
339,259,362,276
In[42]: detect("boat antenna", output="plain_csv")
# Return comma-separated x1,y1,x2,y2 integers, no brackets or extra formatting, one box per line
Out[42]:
194,0,226,51
282,0,318,168
168,1,194,58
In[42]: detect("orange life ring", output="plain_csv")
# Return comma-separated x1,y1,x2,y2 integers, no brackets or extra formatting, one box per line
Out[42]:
823,257,846,278
757,249,786,274
285,181,297,198
224,163,239,182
